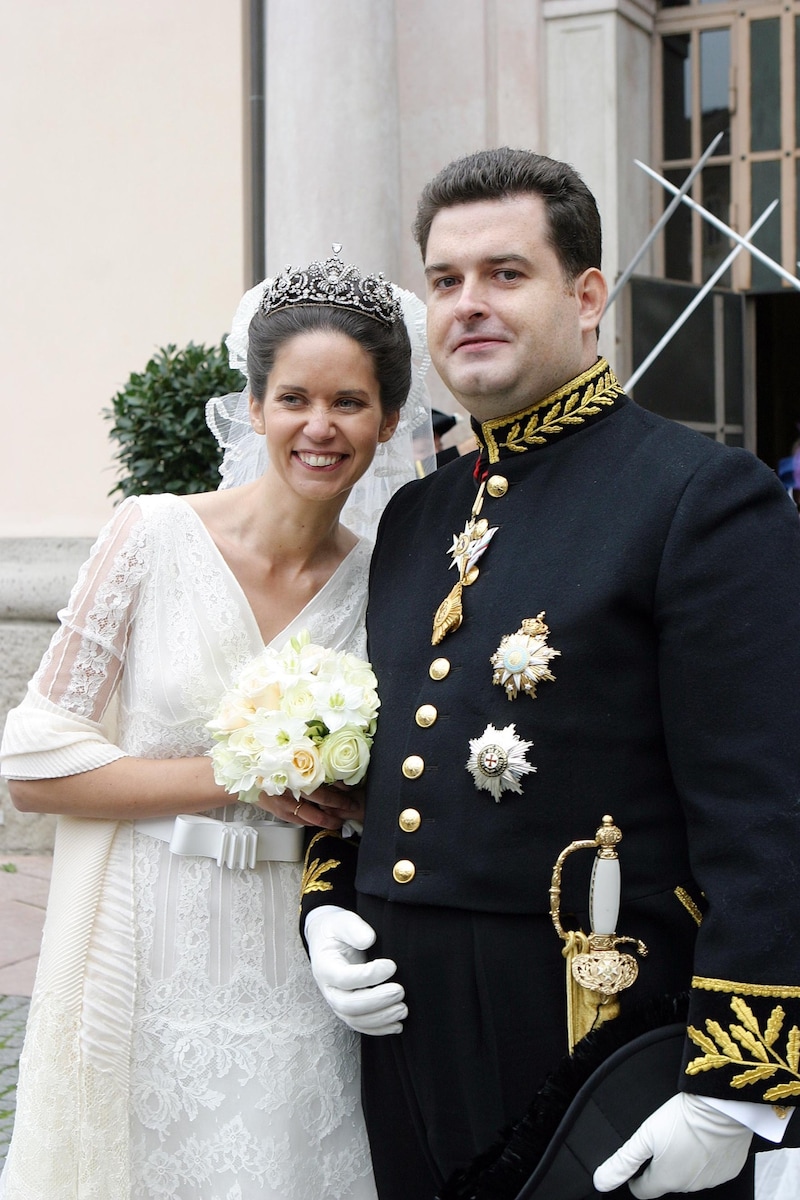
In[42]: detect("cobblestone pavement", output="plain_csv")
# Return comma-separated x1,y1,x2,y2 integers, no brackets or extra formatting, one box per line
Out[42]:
0,994,30,1168
0,853,50,1172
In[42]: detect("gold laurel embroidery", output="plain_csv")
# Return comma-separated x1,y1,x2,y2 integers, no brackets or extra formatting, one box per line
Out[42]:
674,886,703,926
300,830,342,899
479,359,622,462
499,373,621,454
692,975,800,1000
686,996,800,1101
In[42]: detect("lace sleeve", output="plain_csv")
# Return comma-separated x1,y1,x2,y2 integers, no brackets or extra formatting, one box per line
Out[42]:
32,496,148,719
0,498,150,780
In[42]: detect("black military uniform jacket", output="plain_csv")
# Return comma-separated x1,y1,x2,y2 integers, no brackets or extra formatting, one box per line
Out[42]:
302,358,800,1109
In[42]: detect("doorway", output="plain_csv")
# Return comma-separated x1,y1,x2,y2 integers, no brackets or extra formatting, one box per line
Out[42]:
753,291,800,474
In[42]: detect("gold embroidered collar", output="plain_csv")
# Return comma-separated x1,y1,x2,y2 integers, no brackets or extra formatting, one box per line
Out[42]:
475,359,623,465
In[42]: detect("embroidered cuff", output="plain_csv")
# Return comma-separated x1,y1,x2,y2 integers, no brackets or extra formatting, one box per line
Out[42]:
683,976,800,1105
299,829,359,949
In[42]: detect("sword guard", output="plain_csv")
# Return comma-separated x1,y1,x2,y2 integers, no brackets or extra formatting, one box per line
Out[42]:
550,816,648,1051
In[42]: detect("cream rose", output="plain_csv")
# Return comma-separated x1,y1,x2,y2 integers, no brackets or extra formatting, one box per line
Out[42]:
206,692,257,735
285,742,325,797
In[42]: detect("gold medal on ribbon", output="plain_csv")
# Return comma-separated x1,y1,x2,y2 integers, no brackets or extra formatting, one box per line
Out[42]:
432,482,498,645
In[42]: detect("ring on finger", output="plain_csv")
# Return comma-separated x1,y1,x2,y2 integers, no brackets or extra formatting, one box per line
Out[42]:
293,799,303,818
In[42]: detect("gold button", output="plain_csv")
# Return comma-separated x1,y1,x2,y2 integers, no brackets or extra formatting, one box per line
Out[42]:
399,808,421,832
415,704,437,728
402,754,424,779
429,658,451,681
487,474,508,497
393,859,416,883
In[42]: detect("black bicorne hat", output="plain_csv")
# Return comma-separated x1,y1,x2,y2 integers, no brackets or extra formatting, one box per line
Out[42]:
438,992,787,1200
438,994,690,1200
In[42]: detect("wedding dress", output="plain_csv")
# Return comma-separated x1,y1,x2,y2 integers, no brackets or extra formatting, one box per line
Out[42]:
0,493,377,1200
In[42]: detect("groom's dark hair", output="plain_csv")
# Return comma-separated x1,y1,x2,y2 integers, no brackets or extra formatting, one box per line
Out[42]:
413,147,602,283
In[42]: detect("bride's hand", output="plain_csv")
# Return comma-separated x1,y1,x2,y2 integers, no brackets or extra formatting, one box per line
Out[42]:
254,783,365,829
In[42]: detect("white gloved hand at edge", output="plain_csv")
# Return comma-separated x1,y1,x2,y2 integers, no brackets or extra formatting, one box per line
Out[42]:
305,905,407,1036
593,1092,753,1198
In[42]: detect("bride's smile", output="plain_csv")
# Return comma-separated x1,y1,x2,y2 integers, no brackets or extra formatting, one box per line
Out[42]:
252,328,399,504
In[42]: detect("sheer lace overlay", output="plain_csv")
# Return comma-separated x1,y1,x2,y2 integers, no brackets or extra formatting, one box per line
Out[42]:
1,494,376,1200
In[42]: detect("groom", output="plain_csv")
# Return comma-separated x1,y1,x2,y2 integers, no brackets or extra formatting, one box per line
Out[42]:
298,148,800,1200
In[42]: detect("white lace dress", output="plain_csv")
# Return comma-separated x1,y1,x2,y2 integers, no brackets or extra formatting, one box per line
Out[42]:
0,494,377,1200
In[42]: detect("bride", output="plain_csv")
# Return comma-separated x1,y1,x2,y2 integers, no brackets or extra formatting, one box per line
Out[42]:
0,250,431,1199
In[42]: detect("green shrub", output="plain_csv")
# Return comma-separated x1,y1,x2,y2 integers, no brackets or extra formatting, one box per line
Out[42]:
104,341,245,498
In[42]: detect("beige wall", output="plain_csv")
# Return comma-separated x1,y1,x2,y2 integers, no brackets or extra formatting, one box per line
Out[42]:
0,1,246,537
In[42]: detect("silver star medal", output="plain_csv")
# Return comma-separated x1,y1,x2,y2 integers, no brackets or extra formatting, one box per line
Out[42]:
466,722,535,802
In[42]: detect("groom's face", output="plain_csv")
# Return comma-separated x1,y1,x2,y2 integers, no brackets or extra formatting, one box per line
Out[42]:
423,193,599,424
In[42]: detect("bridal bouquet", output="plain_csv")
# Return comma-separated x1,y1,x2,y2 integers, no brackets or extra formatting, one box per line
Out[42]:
207,630,379,803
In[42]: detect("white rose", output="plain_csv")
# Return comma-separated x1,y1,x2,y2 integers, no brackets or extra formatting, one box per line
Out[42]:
282,680,320,722
226,723,271,760
320,726,372,785
337,653,378,690
209,742,261,797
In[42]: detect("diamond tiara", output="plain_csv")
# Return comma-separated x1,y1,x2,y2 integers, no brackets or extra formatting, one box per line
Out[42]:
259,244,404,327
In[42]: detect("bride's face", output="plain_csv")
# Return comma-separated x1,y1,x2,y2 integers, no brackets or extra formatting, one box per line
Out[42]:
250,329,399,504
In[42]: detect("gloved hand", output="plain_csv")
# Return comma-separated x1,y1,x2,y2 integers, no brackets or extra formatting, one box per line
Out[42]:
305,905,407,1036
593,1092,753,1198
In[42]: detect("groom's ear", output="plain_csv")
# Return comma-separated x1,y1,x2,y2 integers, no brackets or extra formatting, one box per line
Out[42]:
249,393,265,434
378,410,400,443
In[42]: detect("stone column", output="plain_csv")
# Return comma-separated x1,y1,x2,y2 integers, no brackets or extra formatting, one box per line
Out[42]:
264,0,402,278
543,0,658,362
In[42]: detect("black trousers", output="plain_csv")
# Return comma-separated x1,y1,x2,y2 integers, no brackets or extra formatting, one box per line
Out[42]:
357,894,754,1200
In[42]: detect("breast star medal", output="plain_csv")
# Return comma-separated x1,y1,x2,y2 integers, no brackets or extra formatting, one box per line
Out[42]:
491,613,560,700
466,722,535,802
432,481,498,645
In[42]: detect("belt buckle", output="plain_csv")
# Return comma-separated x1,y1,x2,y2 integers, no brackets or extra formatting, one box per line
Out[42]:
217,824,259,870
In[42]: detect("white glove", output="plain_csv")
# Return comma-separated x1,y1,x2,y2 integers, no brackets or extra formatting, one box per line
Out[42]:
593,1092,753,1198
305,905,407,1036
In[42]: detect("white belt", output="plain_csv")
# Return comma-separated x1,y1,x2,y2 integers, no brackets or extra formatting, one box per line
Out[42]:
134,813,305,869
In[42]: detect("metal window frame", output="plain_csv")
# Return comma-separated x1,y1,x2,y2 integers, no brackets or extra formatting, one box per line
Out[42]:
655,0,800,292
